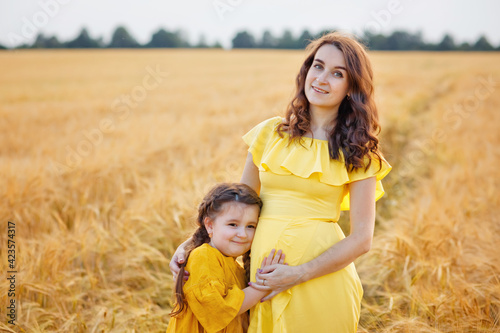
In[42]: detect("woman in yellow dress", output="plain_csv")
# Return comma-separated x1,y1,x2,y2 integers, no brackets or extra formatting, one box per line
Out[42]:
171,32,391,332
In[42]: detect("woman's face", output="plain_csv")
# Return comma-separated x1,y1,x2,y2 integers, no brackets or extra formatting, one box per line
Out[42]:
304,44,350,114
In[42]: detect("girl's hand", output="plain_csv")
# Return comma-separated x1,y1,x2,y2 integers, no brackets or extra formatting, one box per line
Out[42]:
259,248,286,269
169,241,190,281
252,264,306,301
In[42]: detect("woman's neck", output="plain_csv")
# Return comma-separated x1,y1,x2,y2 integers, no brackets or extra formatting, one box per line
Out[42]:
309,107,338,136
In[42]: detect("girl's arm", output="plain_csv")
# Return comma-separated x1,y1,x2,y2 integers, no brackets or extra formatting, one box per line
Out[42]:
252,176,377,301
237,249,285,315
238,287,267,315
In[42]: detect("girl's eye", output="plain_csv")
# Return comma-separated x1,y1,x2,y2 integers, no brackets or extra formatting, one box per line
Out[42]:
247,225,256,229
228,223,237,227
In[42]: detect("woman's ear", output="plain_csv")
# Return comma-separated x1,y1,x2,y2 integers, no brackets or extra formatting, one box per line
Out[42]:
204,217,214,237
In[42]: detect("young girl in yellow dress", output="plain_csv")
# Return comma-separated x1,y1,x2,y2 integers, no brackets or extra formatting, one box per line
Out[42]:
167,183,285,333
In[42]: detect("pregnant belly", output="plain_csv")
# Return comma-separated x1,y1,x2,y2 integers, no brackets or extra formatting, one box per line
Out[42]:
250,216,346,280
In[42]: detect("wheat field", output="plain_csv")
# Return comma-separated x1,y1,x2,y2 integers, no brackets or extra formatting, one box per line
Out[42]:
0,49,499,332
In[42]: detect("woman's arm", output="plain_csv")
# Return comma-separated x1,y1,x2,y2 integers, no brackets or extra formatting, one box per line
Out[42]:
253,176,377,301
240,152,261,194
169,238,192,280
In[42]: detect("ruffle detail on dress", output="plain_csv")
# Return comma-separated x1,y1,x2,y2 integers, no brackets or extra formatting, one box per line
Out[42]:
261,135,351,186
339,153,392,211
242,117,392,210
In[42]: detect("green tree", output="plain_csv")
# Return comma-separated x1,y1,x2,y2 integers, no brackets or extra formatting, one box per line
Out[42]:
297,29,314,49
232,31,256,48
385,30,423,50
473,35,494,51
276,30,296,49
146,28,183,48
0,43,7,50
65,28,101,48
32,33,62,48
362,31,388,50
457,42,472,51
436,34,455,51
108,26,139,48
260,30,277,49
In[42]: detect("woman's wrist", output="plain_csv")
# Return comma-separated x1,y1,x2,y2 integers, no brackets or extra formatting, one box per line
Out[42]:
295,263,311,285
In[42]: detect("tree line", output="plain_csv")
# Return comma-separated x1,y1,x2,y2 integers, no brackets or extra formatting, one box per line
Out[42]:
1,26,498,51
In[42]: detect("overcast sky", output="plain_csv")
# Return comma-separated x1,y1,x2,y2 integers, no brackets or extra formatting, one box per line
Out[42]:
1,0,499,48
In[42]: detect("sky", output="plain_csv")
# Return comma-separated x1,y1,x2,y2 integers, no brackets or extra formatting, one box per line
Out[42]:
1,0,499,49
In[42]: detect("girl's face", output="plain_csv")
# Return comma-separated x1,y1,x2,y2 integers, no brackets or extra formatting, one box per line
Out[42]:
204,201,259,258
304,44,350,114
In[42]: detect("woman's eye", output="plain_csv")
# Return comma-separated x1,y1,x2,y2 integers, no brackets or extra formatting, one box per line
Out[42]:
314,64,323,70
333,71,343,78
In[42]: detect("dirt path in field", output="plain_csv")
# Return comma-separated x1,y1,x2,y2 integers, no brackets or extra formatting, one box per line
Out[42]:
358,61,500,332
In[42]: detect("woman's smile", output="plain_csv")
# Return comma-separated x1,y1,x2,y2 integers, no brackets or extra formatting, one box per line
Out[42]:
311,85,329,94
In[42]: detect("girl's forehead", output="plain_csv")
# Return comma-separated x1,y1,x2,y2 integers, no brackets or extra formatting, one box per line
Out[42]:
216,201,260,218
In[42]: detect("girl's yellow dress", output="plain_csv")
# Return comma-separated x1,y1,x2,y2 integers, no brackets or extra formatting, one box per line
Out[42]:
167,243,248,333
242,117,391,333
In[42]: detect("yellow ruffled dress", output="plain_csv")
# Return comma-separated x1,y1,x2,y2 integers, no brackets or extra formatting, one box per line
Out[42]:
242,117,391,333
167,244,247,333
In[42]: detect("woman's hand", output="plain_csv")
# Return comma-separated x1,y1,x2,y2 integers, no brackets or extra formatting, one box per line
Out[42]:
252,263,306,301
248,249,286,293
169,240,190,281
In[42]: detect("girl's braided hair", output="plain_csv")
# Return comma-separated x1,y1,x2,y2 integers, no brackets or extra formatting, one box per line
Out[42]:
170,183,262,317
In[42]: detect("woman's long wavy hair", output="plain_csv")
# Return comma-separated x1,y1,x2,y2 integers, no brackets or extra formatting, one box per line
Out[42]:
277,31,382,171
169,183,262,317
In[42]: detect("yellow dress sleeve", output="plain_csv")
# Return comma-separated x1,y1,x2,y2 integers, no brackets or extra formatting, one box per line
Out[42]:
340,154,392,211
242,116,282,167
184,246,245,333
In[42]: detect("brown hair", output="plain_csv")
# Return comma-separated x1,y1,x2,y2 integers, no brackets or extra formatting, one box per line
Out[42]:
170,183,262,317
277,31,382,172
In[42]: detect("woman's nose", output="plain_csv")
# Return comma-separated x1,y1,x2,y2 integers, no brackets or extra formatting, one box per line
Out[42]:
316,73,327,84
